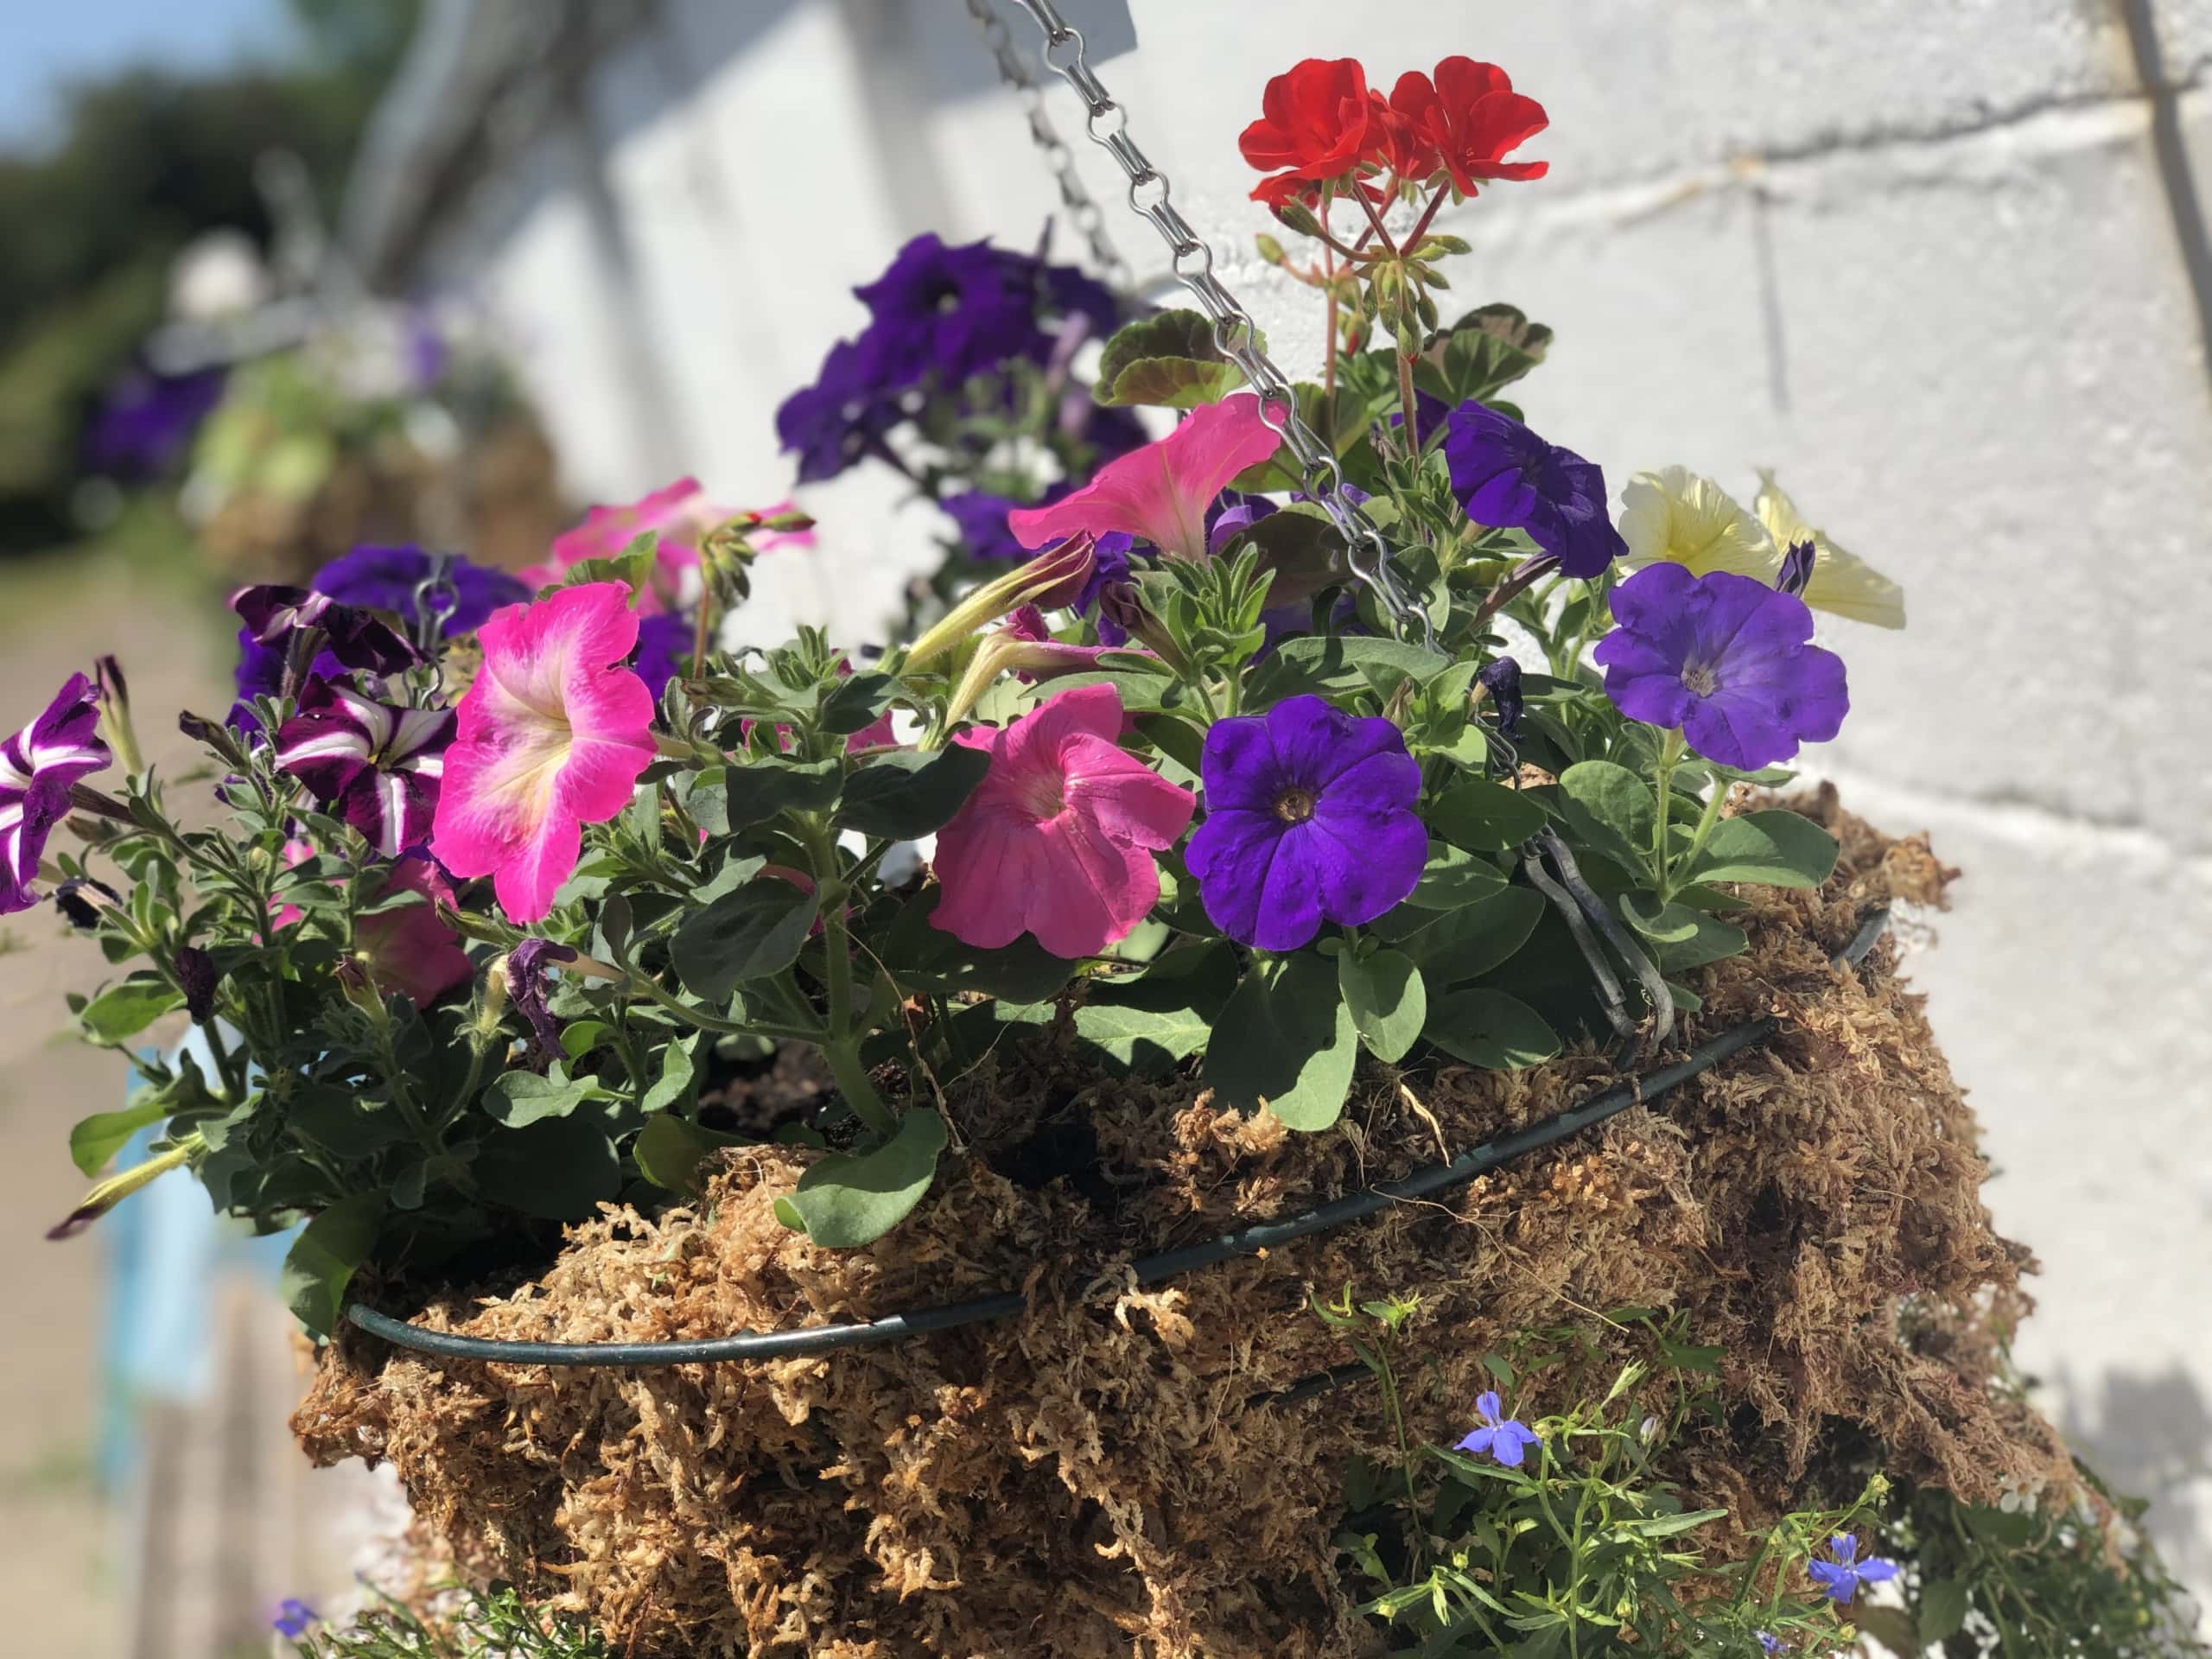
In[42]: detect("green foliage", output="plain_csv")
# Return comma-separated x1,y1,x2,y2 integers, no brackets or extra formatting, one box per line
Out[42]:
290,1583,606,1659
1092,308,1253,407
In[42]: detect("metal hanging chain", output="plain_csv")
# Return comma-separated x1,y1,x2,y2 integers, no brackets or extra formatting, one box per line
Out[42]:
1000,0,1436,652
963,0,1132,292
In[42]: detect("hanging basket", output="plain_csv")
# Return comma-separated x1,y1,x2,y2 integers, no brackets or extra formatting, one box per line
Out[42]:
292,793,2073,1659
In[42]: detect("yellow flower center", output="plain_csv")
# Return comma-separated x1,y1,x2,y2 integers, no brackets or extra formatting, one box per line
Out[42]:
1274,786,1318,824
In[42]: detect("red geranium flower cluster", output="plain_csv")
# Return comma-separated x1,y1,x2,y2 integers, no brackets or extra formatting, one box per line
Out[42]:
1238,55,1549,207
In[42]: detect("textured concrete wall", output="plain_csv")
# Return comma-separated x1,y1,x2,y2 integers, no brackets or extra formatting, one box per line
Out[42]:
405,0,2212,1594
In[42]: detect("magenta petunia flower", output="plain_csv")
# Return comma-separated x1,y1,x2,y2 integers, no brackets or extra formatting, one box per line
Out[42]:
930,683,1194,958
1592,563,1849,772
1,674,112,916
518,477,798,615
230,584,417,677
1184,695,1425,951
275,677,454,858
430,582,658,924
355,859,474,1007
1007,394,1281,561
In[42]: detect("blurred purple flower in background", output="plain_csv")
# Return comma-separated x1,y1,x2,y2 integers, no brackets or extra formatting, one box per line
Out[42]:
83,365,226,478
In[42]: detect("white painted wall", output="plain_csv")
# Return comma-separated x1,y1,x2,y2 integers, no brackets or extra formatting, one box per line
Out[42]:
397,0,2212,1596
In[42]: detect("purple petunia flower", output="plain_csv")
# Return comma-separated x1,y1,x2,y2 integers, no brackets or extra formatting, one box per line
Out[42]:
1478,657,1525,739
1808,1533,1899,1604
1443,403,1625,578
1592,563,1848,772
271,1598,320,1640
775,339,899,484
83,365,226,478
275,677,454,858
506,937,578,1070
1455,1389,1542,1468
313,544,529,635
943,485,1074,566
1185,695,1425,950
1,674,112,916
632,612,691,701
232,585,419,679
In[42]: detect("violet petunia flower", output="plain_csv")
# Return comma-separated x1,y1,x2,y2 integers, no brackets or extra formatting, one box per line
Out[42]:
275,677,454,858
1592,563,1849,772
271,1599,320,1640
83,365,226,478
232,585,418,678
0,674,112,916
942,486,1070,566
1184,695,1425,950
1478,657,1524,739
1443,403,1625,577
506,937,577,1070
1454,1389,1542,1468
775,339,899,484
313,544,528,635
1807,1534,1899,1604
631,612,692,700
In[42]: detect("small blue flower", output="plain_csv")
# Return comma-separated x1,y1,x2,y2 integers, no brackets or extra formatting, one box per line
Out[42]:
1758,1633,1785,1656
1807,1533,1899,1604
272,1599,320,1639
1454,1389,1542,1468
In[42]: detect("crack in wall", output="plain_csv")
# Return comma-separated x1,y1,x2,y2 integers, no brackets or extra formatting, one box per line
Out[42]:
2120,0,2212,408
1813,764,2212,874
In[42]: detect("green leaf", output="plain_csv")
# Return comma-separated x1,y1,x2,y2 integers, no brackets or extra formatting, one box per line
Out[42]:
287,1085,416,1158
484,1070,606,1128
1204,953,1359,1130
879,889,1077,1001
557,530,658,594
1339,949,1427,1064
639,1032,701,1116
1425,988,1559,1070
1250,634,1447,700
1918,1576,1972,1645
836,746,990,839
772,1107,947,1247
1429,778,1549,853
1412,302,1554,404
1687,810,1839,888
1401,886,1547,988
1074,945,1235,1077
1626,1507,1728,1540
1618,892,1700,944
1408,840,1509,909
633,1112,741,1195
1556,761,1656,875
1214,505,1344,608
1656,912,1749,972
821,670,899,735
1135,713,1207,776
69,1098,171,1176
279,1191,386,1338
722,758,842,831
672,880,820,1000
1092,309,1252,408
474,1116,621,1219
79,978,186,1043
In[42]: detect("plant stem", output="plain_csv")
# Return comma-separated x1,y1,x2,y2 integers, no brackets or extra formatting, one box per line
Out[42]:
1678,774,1731,893
1652,730,1682,897
1396,351,1421,451
806,824,898,1138
1404,184,1450,249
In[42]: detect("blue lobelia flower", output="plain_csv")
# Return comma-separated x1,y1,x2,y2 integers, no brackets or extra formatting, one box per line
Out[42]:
271,1599,320,1640
1592,562,1848,772
1443,402,1625,577
1454,1389,1542,1468
1184,695,1425,950
1807,1533,1899,1604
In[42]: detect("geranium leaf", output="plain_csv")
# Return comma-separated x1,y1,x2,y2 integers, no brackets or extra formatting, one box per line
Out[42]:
1340,948,1427,1065
836,746,990,839
1204,952,1358,1130
1686,810,1839,888
1424,988,1559,1070
772,1107,947,1247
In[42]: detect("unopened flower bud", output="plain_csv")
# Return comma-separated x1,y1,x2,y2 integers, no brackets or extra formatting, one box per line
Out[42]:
1777,537,1815,598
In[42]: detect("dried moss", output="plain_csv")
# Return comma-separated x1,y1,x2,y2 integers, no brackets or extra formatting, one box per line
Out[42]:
295,789,2067,1657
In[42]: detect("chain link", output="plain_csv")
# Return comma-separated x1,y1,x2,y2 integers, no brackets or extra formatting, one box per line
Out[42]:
999,0,1436,651
963,0,1132,293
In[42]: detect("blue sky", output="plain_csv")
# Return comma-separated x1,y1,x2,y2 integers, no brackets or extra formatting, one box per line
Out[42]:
1,0,297,149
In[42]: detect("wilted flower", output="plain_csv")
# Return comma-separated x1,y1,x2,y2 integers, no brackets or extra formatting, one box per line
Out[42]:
931,683,1194,958
505,937,578,1069
1808,1533,1898,1604
1184,695,1424,950
1455,1389,1542,1468
431,583,658,924
175,945,218,1025
1444,403,1624,576
1593,563,1849,772
276,677,454,858
1478,657,1524,738
2,674,113,916
54,875,120,930
1009,394,1281,563
231,584,417,678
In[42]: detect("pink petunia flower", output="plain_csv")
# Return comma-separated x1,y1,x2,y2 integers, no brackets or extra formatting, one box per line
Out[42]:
520,480,813,613
269,843,472,1009
930,683,1193,959
430,582,658,923
1007,394,1281,562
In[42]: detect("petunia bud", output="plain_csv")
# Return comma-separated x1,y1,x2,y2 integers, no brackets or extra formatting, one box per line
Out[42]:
54,876,120,930
1478,657,1524,738
906,536,1100,670
93,654,144,777
175,944,219,1024
1777,537,1815,597
48,1135,199,1240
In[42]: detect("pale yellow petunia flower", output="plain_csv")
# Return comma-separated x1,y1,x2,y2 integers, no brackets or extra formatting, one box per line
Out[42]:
1752,469,1907,630
1616,466,1777,582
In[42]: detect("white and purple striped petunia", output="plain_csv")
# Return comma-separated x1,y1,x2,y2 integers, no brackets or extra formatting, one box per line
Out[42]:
276,677,454,858
0,673,113,915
